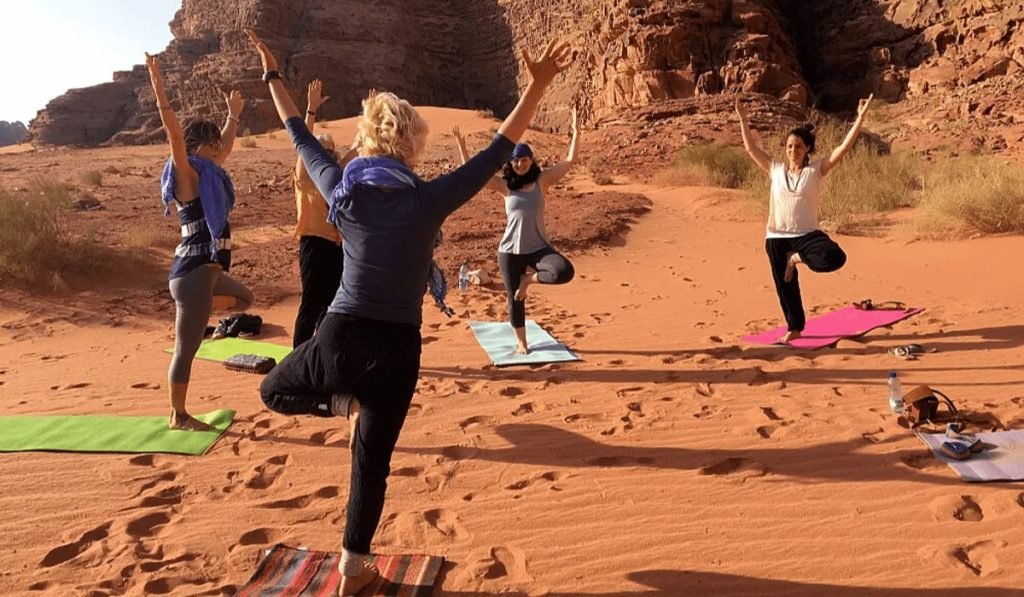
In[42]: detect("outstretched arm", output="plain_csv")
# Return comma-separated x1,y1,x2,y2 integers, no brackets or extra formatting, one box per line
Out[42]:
541,106,579,189
247,29,342,199
295,79,330,180
215,90,243,166
145,52,196,199
428,40,573,216
821,94,873,177
453,125,506,194
735,97,771,174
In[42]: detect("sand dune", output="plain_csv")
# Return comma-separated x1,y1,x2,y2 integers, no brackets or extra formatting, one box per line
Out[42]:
2,109,1023,595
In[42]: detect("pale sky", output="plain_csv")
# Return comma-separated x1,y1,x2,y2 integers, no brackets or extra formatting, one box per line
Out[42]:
0,0,180,124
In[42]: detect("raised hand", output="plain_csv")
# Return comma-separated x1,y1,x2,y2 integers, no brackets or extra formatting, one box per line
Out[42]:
307,79,329,113
857,94,874,118
223,89,244,117
734,96,747,120
451,125,465,146
522,40,573,88
144,53,166,94
245,28,279,72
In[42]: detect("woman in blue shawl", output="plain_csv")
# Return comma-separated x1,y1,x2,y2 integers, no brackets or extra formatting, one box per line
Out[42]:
146,53,254,431
247,29,572,595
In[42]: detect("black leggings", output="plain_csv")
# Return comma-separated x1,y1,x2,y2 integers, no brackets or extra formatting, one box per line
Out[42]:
498,246,575,328
259,313,421,555
765,230,847,332
293,235,344,347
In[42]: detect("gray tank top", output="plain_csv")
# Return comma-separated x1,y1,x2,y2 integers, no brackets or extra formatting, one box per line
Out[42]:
498,183,550,255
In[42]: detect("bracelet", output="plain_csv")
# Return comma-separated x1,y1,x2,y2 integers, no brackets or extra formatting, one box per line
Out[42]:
228,115,240,124
262,70,282,83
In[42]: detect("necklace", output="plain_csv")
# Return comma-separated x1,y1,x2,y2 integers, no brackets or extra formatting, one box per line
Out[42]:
785,166,805,193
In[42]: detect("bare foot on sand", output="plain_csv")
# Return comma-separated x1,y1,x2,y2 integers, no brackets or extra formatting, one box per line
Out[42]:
338,563,379,596
168,411,213,431
516,342,530,355
513,326,530,354
514,272,536,301
783,253,801,283
779,330,802,344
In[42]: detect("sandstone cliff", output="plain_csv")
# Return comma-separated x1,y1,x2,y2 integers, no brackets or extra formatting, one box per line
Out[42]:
26,0,1024,148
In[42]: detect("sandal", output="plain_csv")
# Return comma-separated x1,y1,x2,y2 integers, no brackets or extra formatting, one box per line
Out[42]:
940,440,973,461
853,299,907,311
946,422,984,453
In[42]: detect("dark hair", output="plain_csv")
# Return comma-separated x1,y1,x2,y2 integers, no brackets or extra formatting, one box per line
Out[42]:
183,120,221,155
502,161,541,191
787,123,816,165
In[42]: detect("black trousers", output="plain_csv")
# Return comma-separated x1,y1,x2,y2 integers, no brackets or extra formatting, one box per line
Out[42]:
498,246,575,328
765,230,847,332
294,235,344,347
260,313,421,555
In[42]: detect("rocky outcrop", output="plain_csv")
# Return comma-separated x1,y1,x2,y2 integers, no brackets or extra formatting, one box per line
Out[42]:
0,121,27,146
26,0,1024,146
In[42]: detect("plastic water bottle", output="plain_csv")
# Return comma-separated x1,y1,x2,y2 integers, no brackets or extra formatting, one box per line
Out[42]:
888,371,905,414
458,262,469,292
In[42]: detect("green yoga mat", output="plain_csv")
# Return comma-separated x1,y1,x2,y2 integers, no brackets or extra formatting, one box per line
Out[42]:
165,337,292,363
0,409,234,455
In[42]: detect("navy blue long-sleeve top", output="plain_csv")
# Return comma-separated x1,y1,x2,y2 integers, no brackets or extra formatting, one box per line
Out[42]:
285,117,513,327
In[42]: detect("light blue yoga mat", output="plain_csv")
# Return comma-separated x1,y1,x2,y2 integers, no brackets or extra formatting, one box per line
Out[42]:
469,320,580,367
165,337,292,363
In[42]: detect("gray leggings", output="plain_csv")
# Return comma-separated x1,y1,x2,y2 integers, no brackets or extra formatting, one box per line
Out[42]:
168,264,254,384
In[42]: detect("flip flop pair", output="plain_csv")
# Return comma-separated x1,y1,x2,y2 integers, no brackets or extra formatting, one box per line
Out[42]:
887,343,932,359
853,299,907,311
940,422,984,460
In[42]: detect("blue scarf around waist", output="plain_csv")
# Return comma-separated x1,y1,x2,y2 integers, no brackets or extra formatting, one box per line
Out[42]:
330,156,454,317
161,155,235,258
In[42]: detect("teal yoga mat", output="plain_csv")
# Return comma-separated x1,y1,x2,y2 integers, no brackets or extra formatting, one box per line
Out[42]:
165,337,292,363
469,320,580,366
0,409,234,455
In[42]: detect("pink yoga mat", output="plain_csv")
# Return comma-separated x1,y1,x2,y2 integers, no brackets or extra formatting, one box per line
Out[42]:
743,306,924,349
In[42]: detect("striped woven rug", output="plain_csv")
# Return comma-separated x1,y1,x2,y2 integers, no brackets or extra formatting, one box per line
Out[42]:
237,544,444,596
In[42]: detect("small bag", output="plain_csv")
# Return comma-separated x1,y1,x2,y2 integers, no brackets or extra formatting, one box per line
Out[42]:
899,385,959,429
223,354,276,375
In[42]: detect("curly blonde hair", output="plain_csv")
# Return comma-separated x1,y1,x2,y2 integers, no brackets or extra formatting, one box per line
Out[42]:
357,91,429,164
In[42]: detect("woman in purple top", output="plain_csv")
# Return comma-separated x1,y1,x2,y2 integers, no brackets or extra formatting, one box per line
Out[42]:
247,29,572,595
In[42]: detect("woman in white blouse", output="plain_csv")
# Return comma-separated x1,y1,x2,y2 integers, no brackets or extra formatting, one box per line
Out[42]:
736,94,873,343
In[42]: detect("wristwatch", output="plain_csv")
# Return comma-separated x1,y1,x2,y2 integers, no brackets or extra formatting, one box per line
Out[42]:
262,70,282,83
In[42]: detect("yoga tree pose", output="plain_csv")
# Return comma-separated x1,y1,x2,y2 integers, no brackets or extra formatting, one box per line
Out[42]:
291,79,358,347
146,52,253,431
736,94,873,344
452,106,579,354
247,29,572,595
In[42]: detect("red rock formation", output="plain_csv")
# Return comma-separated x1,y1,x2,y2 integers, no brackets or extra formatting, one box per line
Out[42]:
25,0,1024,148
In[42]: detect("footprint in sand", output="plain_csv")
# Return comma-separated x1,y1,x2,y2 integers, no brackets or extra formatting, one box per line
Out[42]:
130,382,160,390
499,386,524,398
512,403,535,417
377,509,470,546
441,445,479,462
458,546,533,586
129,455,156,467
39,523,111,567
258,486,341,509
55,382,90,391
130,485,185,510
1017,493,1024,509
235,528,277,548
422,336,439,345
861,428,885,444
947,540,1006,576
586,456,656,467
244,455,290,490
133,471,178,495
458,416,495,432
392,466,423,478
698,458,768,480
504,471,568,493
901,452,940,471
954,496,984,522
126,512,172,538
